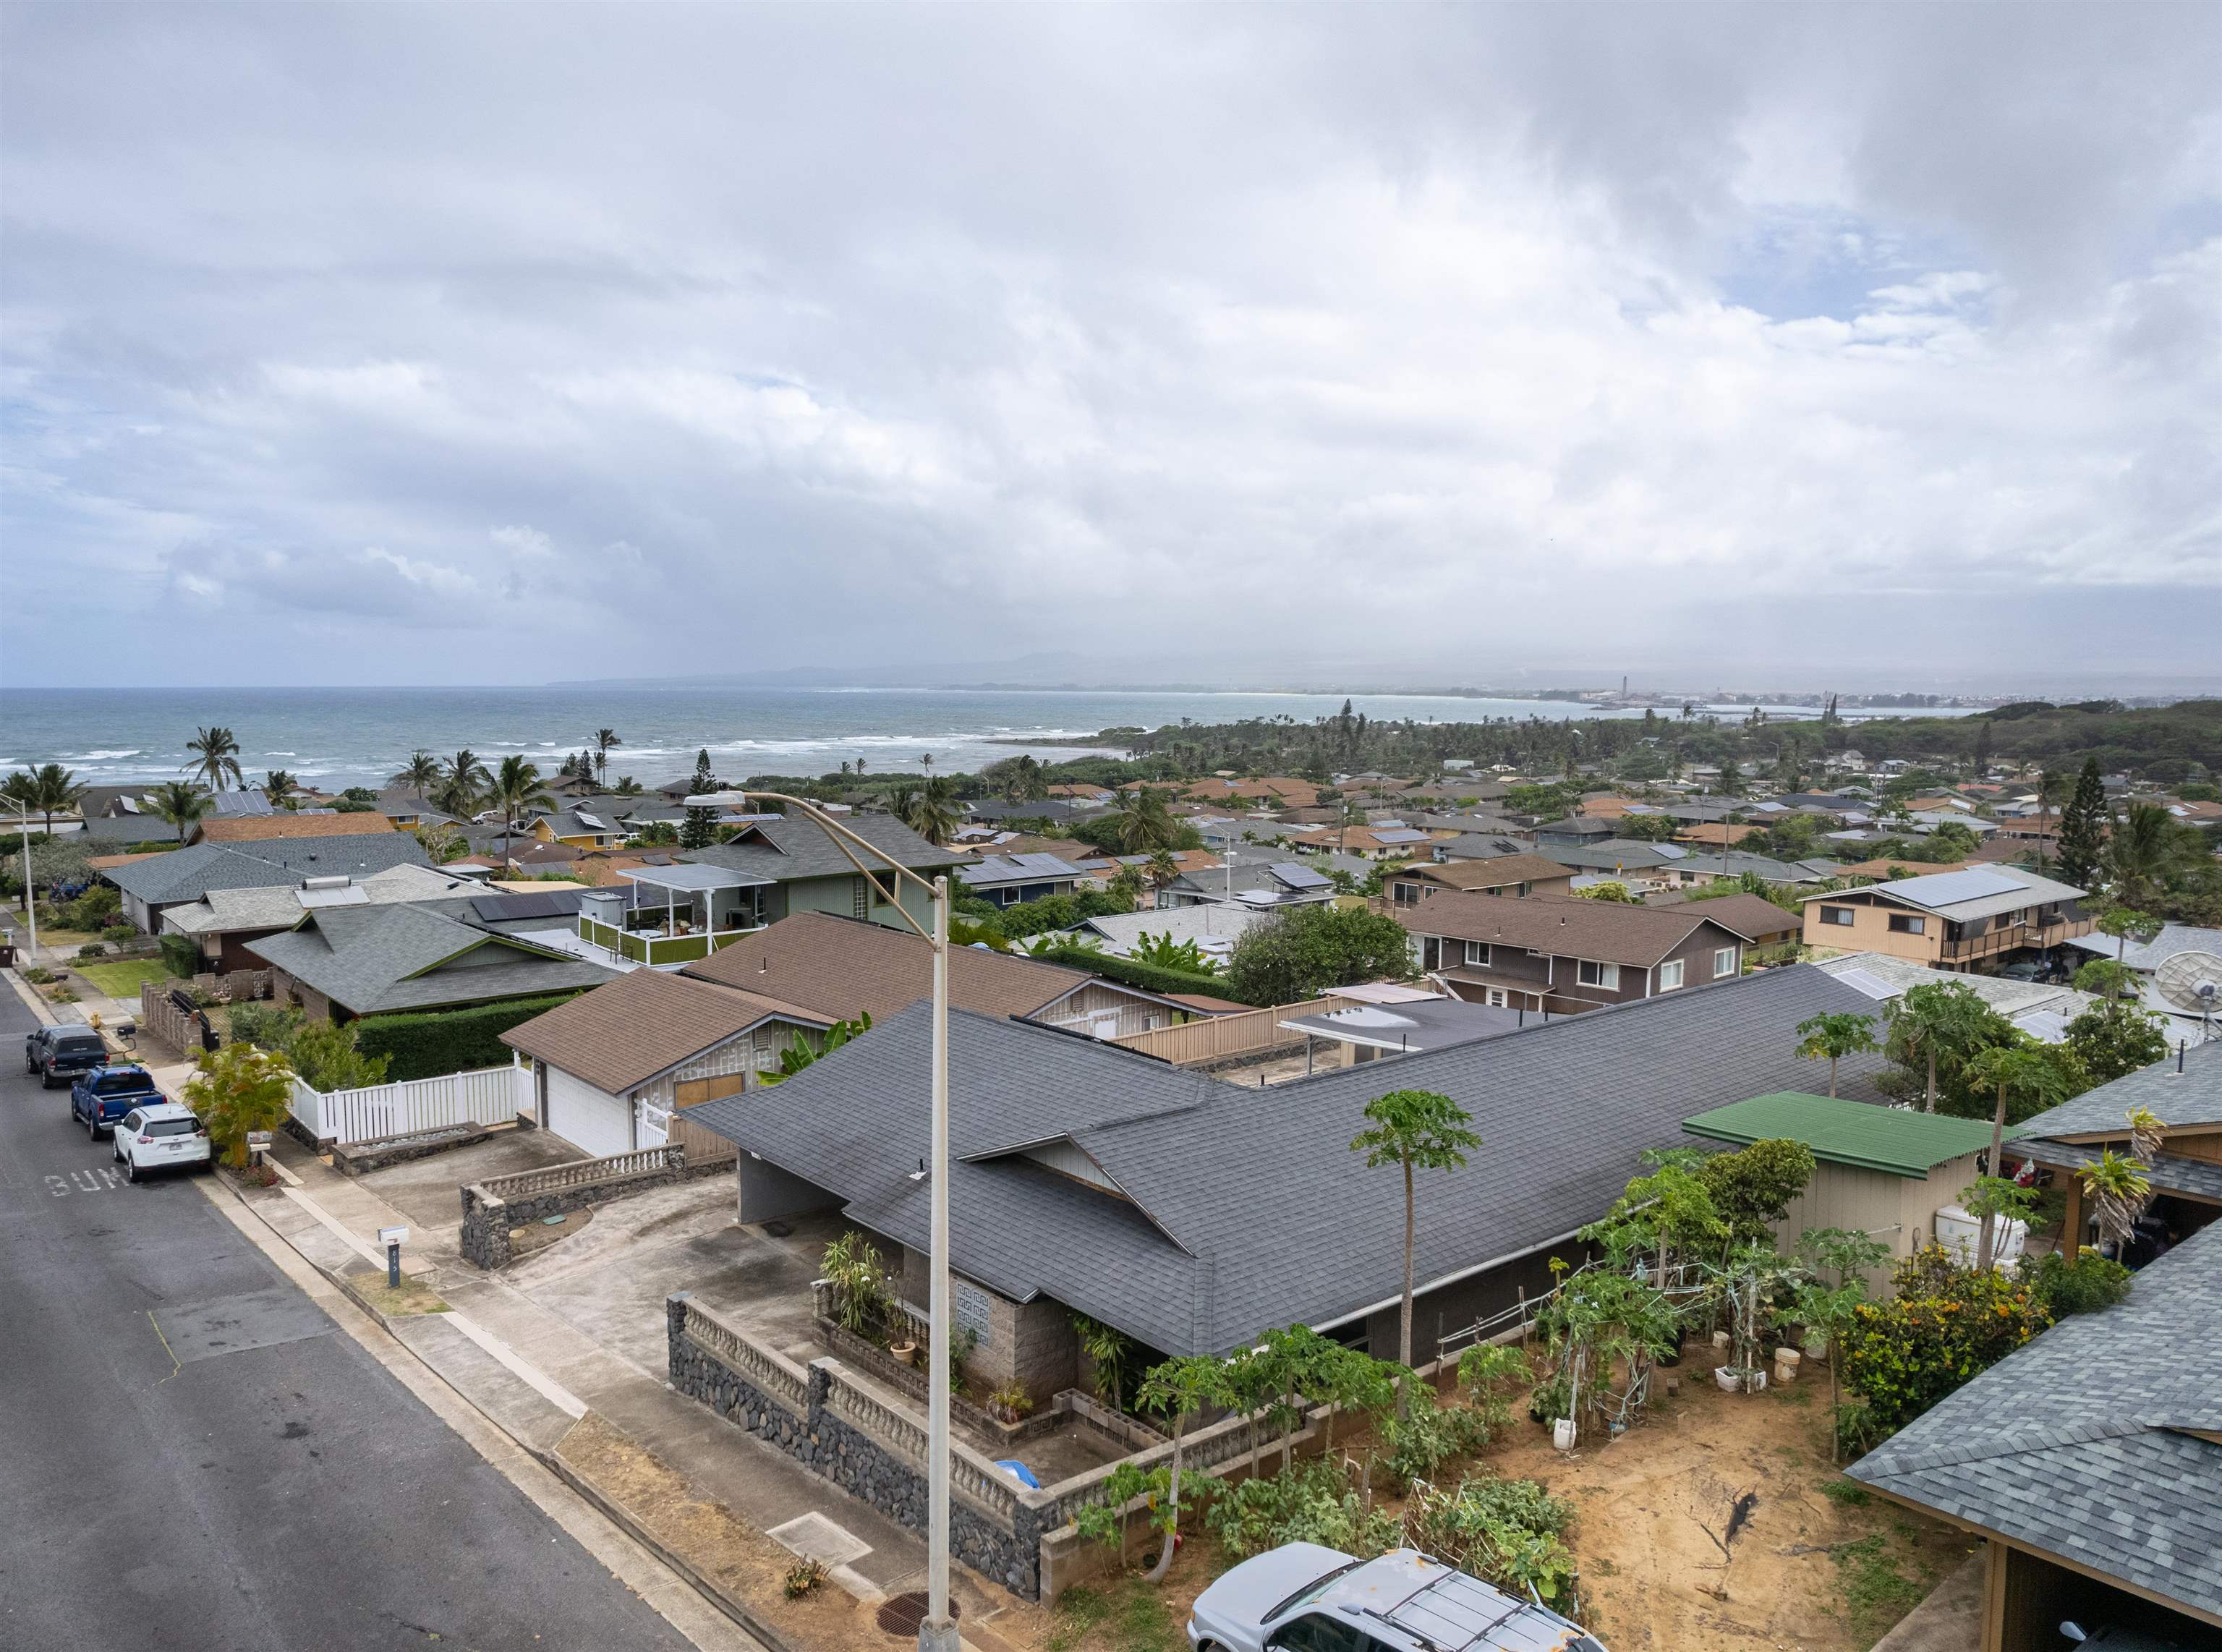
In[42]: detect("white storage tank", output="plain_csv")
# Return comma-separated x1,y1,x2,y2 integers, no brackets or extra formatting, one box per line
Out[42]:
1934,1204,2027,1270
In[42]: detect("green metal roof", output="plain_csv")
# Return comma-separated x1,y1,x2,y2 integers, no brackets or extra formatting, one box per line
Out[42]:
1683,1091,2015,1178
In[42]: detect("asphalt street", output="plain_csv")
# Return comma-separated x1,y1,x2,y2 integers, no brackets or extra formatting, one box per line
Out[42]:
0,986,699,1651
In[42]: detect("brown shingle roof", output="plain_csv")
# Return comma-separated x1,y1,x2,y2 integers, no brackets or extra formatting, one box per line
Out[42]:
1394,854,1573,893
501,968,826,1095
1395,890,1738,968
1682,892,1802,942
680,910,1094,1022
197,812,394,843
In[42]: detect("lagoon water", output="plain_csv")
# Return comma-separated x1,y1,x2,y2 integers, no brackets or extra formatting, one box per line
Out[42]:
0,684,1954,791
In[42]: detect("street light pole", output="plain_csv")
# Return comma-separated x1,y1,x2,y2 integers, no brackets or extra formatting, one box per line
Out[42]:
707,789,959,1652
17,801,37,962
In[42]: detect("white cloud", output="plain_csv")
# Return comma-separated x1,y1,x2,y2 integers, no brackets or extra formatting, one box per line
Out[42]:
0,4,2213,685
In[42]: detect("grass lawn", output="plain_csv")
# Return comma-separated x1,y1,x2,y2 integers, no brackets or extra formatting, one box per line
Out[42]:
73,958,181,999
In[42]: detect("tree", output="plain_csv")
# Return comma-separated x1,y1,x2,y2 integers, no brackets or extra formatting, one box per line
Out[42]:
2103,803,2191,911
1351,1089,1480,1382
1107,863,1147,909
904,776,960,846
1225,903,1413,1003
1574,881,1640,903
1795,1011,1879,1098
1957,1174,2039,1274
1144,848,1181,898
414,822,466,864
1884,981,1997,1112
1962,1042,2071,1269
2056,758,2107,887
1135,1354,1234,1583
4,764,87,833
1106,786,1180,853
184,1041,296,1167
592,728,623,783
2076,1150,2151,1264
391,750,441,796
1131,930,1211,974
1695,1138,1816,1246
1927,819,1980,861
489,755,556,868
263,770,299,809
2062,997,2169,1086
147,780,210,845
2096,905,2163,966
183,725,244,791
435,749,489,817
612,775,644,797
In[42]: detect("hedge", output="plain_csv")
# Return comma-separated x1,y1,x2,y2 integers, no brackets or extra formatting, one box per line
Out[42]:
1030,945,1259,1006
354,991,585,1081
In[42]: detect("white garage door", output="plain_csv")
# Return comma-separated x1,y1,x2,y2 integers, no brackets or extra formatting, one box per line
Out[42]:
547,1066,633,1158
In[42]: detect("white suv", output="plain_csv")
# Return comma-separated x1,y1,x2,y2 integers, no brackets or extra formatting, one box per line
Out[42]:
1188,1543,1606,1652
111,1104,213,1182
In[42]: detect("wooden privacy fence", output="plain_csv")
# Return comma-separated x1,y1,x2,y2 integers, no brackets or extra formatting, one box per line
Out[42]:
666,1104,739,1169
291,1058,529,1146
1109,994,1360,1065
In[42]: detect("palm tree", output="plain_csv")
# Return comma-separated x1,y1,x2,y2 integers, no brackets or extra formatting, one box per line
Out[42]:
2103,804,2188,912
2077,1149,2151,1265
611,775,643,797
184,726,244,791
1963,1042,2070,1270
1107,863,1146,909
391,750,441,796
593,728,622,782
263,770,299,810
1350,1087,1481,1389
148,780,210,845
885,781,919,827
1145,848,1181,900
1107,785,1179,853
435,749,489,817
906,776,959,847
1883,982,1993,1112
2032,768,2064,869
7,764,87,833
490,755,556,869
1795,1011,1881,1099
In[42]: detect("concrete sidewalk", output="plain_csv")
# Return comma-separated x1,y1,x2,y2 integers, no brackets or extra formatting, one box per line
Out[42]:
218,1132,1042,1652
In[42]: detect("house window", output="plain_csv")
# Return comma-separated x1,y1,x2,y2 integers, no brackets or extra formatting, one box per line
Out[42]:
1484,987,1508,1007
1464,940,1489,967
1392,882,1420,905
1576,959,1619,989
1888,914,1926,935
1819,906,1856,927
1657,959,1685,992
1714,946,1737,977
1517,882,1532,896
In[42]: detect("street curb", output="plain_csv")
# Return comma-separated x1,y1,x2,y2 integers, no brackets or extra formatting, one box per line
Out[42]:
4,965,61,1027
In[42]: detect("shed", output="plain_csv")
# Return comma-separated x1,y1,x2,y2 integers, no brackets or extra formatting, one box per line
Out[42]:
1683,1091,2013,1289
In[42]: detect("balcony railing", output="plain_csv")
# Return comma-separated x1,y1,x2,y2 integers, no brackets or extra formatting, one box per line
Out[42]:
577,916,759,966
1937,913,2089,964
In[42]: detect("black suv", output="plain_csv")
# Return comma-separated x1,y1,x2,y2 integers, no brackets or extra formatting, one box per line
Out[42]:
25,1025,110,1089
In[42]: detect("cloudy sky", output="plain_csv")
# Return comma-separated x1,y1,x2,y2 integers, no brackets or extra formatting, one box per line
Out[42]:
4,4,2217,690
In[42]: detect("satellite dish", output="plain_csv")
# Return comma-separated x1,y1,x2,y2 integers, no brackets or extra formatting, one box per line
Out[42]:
2153,951,2222,1018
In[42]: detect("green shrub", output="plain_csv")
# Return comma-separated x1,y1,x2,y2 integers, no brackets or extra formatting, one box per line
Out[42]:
1205,1462,1400,1562
227,1001,306,1052
286,1018,390,1091
1838,1245,2051,1435
100,924,135,944
74,942,106,958
2020,1247,2132,1318
1029,945,1253,1004
352,992,582,1081
1378,1383,1496,1491
1402,1474,1578,1609
158,932,201,978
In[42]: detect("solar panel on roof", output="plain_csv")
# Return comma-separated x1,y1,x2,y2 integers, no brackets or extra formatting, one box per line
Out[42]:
1889,868,2022,907
1270,861,1331,889
575,812,608,831
1834,967,1899,1000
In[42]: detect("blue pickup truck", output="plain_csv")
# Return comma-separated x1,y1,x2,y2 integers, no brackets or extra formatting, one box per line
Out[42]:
71,1065,164,1138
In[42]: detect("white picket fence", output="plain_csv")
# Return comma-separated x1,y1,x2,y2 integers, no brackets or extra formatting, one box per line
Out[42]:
291,1057,531,1146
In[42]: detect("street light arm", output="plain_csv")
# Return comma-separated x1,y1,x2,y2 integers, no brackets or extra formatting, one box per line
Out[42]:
734,790,946,945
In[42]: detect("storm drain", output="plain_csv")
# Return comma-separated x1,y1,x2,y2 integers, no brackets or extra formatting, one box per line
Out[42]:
874,1592,961,1637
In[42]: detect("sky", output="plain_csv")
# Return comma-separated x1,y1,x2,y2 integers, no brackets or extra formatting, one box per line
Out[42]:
3,4,2218,691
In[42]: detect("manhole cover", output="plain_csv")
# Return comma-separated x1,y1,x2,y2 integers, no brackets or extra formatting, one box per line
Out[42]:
874,1592,961,1637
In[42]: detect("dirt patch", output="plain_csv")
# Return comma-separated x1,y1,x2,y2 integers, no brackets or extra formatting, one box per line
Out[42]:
508,1206,592,1259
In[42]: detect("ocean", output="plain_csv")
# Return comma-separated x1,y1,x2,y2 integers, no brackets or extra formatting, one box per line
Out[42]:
0,685,1952,791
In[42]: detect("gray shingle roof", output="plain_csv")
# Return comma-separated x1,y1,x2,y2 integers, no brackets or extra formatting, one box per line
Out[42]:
686,963,1893,1356
244,903,617,1015
679,813,969,885
2019,1039,2222,1137
1847,1218,2222,1622
103,833,434,905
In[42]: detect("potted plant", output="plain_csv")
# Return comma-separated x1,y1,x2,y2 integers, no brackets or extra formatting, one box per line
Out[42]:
890,1337,917,1366
986,1383,1034,1426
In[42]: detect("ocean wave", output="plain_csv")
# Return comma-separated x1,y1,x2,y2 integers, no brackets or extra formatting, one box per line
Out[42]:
264,751,297,757
72,749,144,761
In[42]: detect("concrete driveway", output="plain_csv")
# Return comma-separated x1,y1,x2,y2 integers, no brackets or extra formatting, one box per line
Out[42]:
356,1128,586,1263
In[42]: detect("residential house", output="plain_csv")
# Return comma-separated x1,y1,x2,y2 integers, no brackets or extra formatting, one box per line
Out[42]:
1181,776,1321,809
1070,849,1222,891
1831,856,1981,883
1533,816,1617,846
1430,832,1538,864
1801,866,2090,972
683,964,1895,1382
532,807,633,851
1383,854,1576,908
370,788,456,829
1285,824,1435,859
678,909,1202,1042
1061,903,1267,966
678,813,971,933
244,903,619,1023
961,799,1101,827
1044,783,1116,804
1277,995,1525,1072
1848,1118,2222,1646
502,967,834,1157
194,811,397,846
1674,891,1808,953
1816,951,2097,1044
1533,838,1689,880
2063,923,2222,1039
1156,859,1338,911
1657,851,1843,892
959,851,1091,909
1674,822,1766,849
100,833,435,934
160,861,484,972
1395,889,1755,1014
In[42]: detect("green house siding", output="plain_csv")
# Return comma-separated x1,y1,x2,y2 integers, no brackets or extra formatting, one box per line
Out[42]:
780,873,938,934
